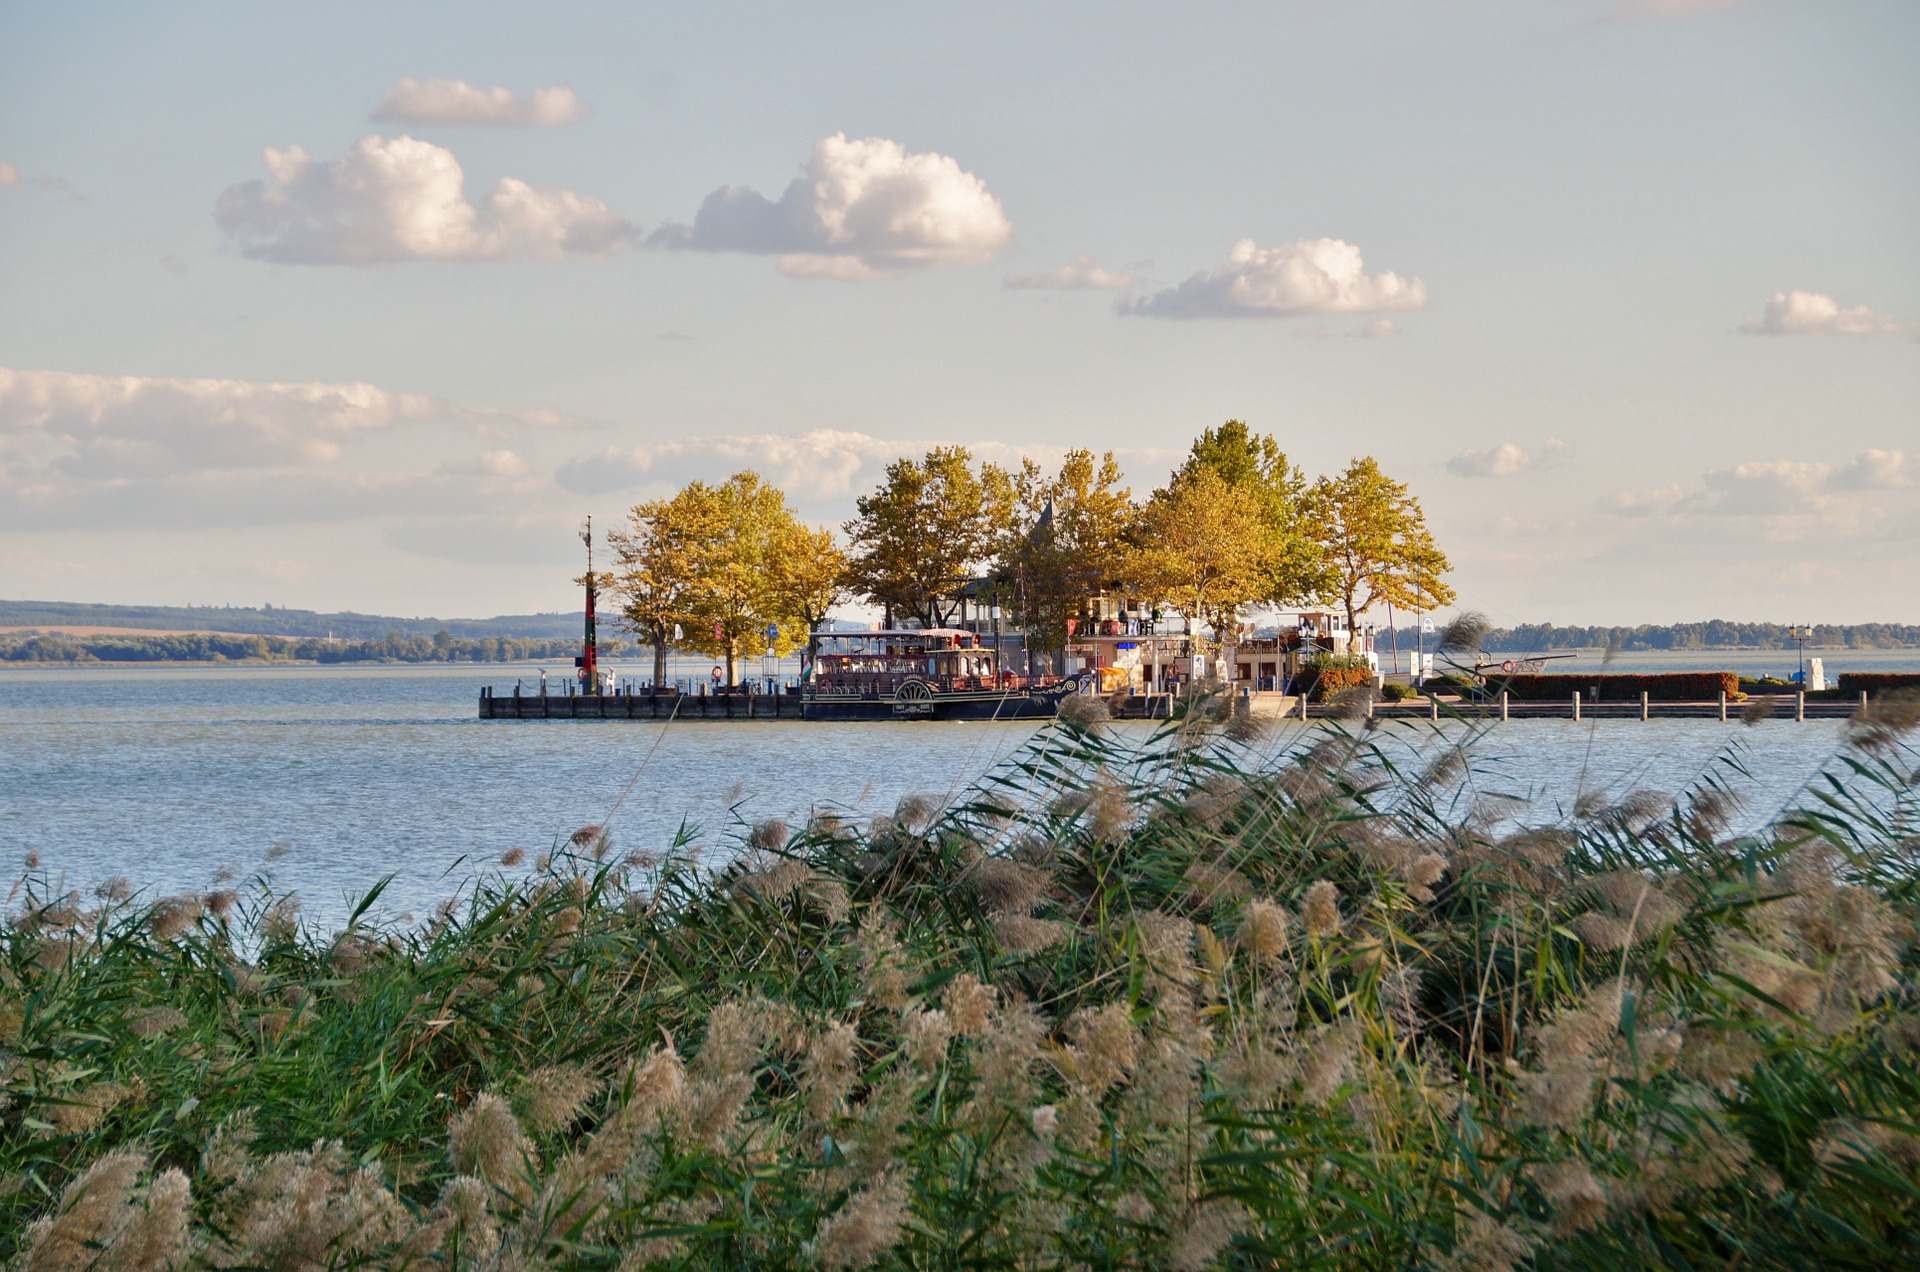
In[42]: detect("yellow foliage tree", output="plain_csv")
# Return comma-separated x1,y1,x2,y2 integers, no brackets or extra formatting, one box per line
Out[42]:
606,488,716,690
610,472,842,687
1126,465,1272,659
1307,457,1454,638
842,447,1015,628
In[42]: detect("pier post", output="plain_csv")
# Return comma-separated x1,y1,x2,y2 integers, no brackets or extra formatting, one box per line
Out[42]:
1796,690,1805,723
1719,691,1726,722
1429,693,1437,722
1500,690,1508,722
1640,691,1649,722
1861,690,1868,710
1572,691,1581,722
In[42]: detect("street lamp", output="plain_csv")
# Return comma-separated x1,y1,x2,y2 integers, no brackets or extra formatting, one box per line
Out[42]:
1795,623,1813,685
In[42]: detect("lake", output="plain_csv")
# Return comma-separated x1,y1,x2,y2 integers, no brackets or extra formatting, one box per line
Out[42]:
1,657,1901,929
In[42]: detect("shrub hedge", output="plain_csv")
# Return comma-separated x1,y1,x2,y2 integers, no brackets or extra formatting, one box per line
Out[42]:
1494,672,1741,701
1301,665,1373,701
1838,672,1920,694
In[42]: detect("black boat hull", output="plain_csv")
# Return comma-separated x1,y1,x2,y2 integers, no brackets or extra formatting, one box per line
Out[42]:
801,676,1089,721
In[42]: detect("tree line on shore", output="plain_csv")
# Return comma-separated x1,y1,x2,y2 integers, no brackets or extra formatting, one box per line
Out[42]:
1480,621,1920,653
0,631,619,666
0,601,581,642
607,421,1455,685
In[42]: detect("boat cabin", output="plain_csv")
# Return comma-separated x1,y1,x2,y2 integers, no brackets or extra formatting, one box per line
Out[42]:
809,629,1009,697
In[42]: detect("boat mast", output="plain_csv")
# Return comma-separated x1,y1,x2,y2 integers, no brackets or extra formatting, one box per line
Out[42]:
578,516,598,690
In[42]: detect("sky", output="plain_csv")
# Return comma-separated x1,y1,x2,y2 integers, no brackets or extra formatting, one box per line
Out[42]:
1,0,1915,627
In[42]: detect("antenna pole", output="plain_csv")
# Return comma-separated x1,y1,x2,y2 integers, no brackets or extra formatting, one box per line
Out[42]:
579,516,598,691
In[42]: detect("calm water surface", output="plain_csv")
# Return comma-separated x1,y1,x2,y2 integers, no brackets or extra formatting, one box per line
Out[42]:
0,661,1884,928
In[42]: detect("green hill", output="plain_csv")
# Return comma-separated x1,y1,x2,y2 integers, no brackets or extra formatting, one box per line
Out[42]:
0,599,582,641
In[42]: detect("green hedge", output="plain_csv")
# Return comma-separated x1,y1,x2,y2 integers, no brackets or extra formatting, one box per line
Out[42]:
1837,672,1920,694
1495,672,1741,701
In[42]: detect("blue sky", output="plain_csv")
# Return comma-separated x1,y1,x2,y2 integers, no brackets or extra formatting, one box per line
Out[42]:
1,0,1915,624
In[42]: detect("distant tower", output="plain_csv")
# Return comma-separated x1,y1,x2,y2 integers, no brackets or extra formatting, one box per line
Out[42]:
576,517,599,690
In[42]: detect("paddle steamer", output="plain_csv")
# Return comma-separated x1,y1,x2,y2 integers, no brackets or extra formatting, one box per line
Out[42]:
803,628,1088,720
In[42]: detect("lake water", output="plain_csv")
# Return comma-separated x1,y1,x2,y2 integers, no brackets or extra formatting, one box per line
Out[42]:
1,657,1902,930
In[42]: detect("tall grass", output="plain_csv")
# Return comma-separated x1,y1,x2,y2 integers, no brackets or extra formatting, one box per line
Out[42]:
3,695,1918,1269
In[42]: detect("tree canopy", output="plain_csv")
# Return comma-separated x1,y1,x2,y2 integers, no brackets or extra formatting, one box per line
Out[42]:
1175,419,1329,607
609,471,842,685
1306,456,1454,637
841,447,1014,628
1125,465,1273,659
996,449,1136,658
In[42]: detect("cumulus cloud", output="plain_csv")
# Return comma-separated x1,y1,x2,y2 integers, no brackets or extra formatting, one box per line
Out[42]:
558,429,904,500
1740,290,1907,336
0,161,17,187
1609,449,1913,518
1447,437,1573,478
215,135,635,264
650,133,1013,278
1003,254,1133,290
372,77,585,127
1124,238,1427,319
0,367,574,532
0,367,572,481
1833,448,1914,490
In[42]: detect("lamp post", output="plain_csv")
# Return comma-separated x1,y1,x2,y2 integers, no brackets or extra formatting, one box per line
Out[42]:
1795,623,1812,685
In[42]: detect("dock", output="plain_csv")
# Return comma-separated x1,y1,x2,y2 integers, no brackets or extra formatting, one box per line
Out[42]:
479,687,1876,723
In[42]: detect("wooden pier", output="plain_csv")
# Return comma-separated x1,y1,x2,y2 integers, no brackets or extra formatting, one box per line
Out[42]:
480,686,1876,723
480,687,806,720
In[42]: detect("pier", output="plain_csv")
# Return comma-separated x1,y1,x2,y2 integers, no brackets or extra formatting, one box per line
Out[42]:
479,686,1878,723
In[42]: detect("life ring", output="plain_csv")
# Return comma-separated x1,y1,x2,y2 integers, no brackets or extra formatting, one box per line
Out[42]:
1501,660,1515,674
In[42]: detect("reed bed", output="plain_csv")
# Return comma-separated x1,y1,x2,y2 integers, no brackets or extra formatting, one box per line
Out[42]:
3,695,1918,1269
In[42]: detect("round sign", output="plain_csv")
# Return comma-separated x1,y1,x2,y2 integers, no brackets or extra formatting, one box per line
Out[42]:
1501,660,1515,674
711,666,723,680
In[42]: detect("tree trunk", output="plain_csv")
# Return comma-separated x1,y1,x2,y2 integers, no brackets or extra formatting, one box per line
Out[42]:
725,638,737,687
651,627,668,690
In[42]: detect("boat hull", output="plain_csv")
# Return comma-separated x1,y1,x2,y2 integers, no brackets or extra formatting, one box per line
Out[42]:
801,677,1088,721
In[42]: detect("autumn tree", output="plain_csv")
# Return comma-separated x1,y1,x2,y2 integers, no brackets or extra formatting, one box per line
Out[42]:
842,447,1015,628
679,472,834,685
606,487,718,689
1125,465,1272,659
1306,456,1454,637
609,471,839,687
770,520,849,672
996,449,1136,661
1175,419,1328,606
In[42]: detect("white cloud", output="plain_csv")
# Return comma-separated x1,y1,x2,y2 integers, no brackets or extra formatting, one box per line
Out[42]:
214,135,635,264
1448,437,1573,478
558,429,903,500
371,77,585,127
0,367,574,481
650,133,1013,278
1125,238,1428,319
1004,254,1133,291
0,367,578,533
1606,0,1751,16
438,449,532,478
1740,290,1907,336
1608,450,1914,519
0,161,18,187
1833,448,1914,490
